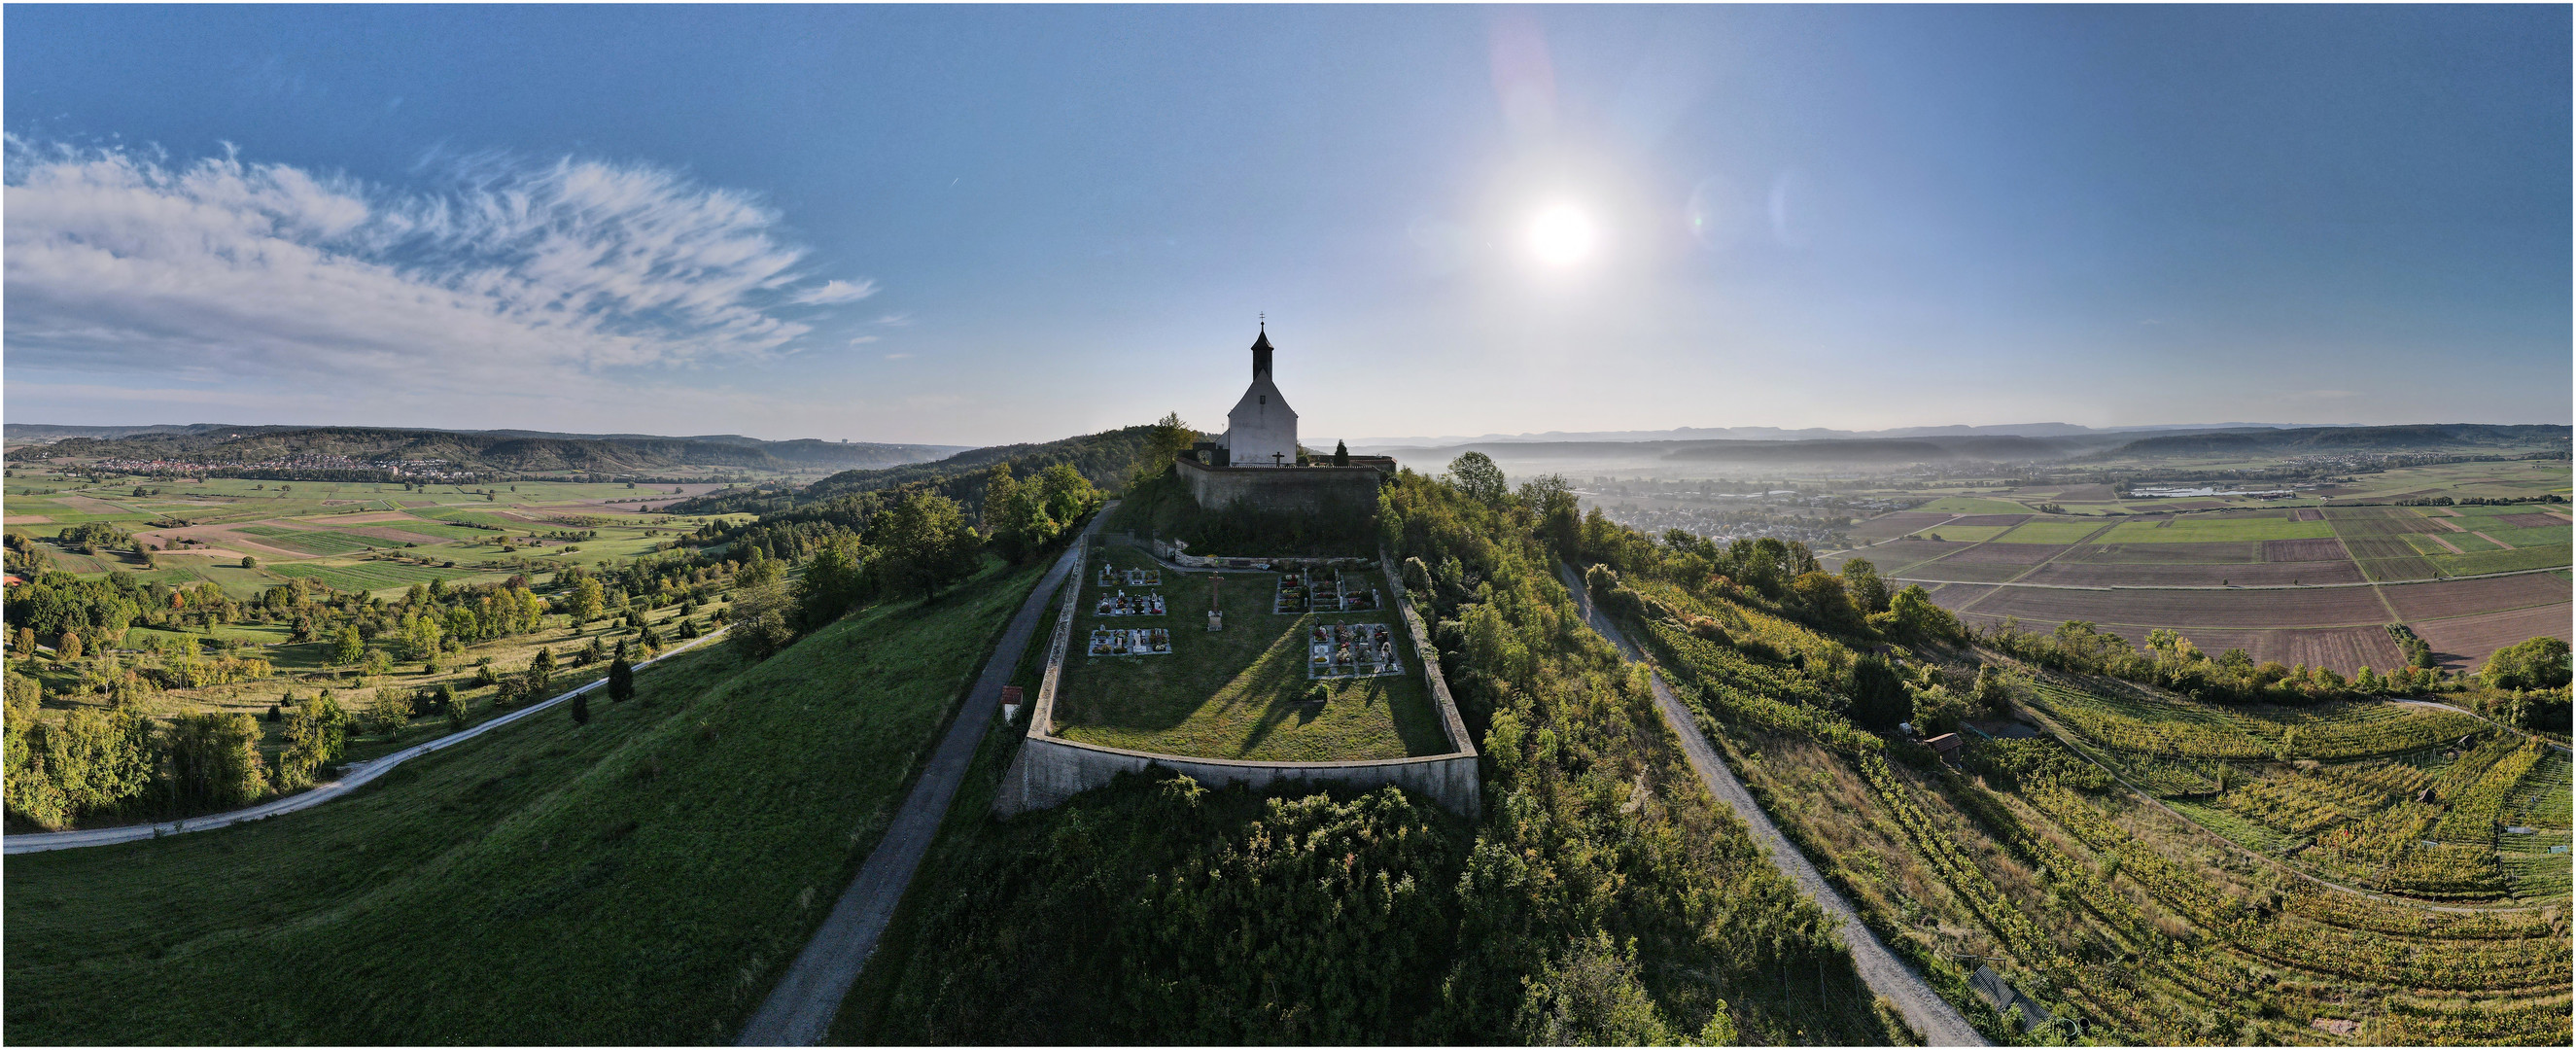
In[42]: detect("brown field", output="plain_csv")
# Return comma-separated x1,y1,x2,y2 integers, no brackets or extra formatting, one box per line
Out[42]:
2292,508,2323,521
1939,542,2069,565
2383,574,2572,622
1962,584,2394,630
2414,605,2575,672
53,494,135,515
2065,542,2261,564
1849,511,1953,540
1944,514,2032,527
1830,540,1985,573
2261,538,2349,562
1970,618,2408,675
158,526,310,561
2,515,52,524
2017,561,2364,587
1925,582,2000,612
2046,484,2118,502
2494,511,2574,527
1902,561,2035,583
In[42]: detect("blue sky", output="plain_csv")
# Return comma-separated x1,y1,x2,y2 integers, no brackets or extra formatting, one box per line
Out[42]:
6,5,2566,445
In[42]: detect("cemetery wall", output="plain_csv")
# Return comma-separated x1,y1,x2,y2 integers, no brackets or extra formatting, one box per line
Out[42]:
1174,455,1383,519
993,547,1482,820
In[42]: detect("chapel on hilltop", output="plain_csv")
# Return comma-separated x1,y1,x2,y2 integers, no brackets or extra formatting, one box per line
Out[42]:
1219,325,1298,468
1176,323,1394,516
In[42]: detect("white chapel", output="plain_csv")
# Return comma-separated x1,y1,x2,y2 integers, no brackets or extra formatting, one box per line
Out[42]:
1220,325,1299,468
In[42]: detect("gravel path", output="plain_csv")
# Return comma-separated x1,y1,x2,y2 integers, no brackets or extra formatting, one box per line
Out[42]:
735,515,1102,1046
1555,564,1987,1047
1,628,731,855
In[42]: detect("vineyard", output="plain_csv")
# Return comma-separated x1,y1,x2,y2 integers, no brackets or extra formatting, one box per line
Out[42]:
1620,586,2571,1045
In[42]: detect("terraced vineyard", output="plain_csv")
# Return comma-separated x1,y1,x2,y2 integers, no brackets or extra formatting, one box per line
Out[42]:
1624,580,2569,1044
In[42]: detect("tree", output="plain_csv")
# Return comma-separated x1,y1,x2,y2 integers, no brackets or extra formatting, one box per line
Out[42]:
12,626,32,657
873,491,986,601
1444,452,1509,506
1847,654,1912,730
366,687,413,736
1333,439,1350,467
438,683,466,730
240,555,259,569
331,625,366,666
570,576,607,623
608,656,636,703
1912,684,1973,736
794,538,873,629
1839,558,1890,614
163,712,268,810
2483,636,2572,690
570,689,590,725
1134,411,1200,485
984,467,1060,564
1884,584,1965,643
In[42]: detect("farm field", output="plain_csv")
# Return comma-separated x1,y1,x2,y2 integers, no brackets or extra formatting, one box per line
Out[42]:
1908,524,2012,543
1048,547,1446,761
2017,560,2362,587
6,472,739,599
1994,519,2107,543
2095,516,2336,543
1947,581,2395,630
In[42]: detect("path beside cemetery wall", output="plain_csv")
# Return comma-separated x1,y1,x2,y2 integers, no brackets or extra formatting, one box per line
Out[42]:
994,548,1481,820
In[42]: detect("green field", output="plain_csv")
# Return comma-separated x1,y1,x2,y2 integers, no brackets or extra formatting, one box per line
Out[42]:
3,556,1047,1044
2431,545,2574,577
268,560,480,593
2410,531,2498,554
2480,525,2572,549
1050,548,1447,761
2093,517,2335,543
1910,524,2011,542
231,526,409,556
1995,519,2109,543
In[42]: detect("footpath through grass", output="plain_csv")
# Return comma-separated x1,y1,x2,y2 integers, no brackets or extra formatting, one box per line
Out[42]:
4,556,1047,1045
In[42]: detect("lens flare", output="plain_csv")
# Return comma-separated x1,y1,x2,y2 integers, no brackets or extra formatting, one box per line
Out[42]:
1527,204,1597,267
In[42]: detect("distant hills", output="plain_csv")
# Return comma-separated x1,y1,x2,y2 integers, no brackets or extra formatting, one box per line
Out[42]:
1366,424,2570,470
666,425,1162,515
1348,421,2315,448
9,424,967,475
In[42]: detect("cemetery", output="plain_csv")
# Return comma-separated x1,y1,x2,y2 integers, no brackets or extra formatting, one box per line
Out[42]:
1045,543,1449,762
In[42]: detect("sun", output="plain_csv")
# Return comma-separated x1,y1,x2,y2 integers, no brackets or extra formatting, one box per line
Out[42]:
1526,203,1598,267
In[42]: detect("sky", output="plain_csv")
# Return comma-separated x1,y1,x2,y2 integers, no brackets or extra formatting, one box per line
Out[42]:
6,5,2568,446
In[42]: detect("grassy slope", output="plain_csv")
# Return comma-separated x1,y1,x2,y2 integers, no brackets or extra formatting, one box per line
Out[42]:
4,556,1046,1044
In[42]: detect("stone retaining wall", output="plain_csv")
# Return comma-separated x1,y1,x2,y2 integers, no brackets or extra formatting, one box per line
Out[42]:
994,546,1481,819
1174,455,1382,518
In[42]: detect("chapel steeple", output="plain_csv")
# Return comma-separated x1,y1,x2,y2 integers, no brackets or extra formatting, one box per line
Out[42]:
1251,321,1273,379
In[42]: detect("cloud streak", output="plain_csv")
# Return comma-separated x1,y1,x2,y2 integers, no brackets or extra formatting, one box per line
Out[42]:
4,137,877,399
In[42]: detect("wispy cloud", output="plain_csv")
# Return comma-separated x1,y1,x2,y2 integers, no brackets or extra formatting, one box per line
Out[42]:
791,278,878,305
3,137,878,399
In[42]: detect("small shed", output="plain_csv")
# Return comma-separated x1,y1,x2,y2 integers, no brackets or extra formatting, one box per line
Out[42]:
1925,733,1966,758
999,685,1024,723
1969,963,2055,1032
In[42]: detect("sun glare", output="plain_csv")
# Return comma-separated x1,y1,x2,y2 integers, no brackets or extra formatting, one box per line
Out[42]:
1526,204,1597,267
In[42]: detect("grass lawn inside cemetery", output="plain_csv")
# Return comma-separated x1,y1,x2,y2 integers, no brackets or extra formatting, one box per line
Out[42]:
1046,545,1450,762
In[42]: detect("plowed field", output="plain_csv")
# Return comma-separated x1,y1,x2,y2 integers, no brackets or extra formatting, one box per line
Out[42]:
1944,514,2032,527
1850,511,1953,540
1962,619,2410,674
1962,584,2394,630
1903,560,2036,583
2018,561,2363,587
2383,575,2572,621
2261,538,2350,562
2325,507,2442,581
2416,605,2576,672
2496,512,2573,528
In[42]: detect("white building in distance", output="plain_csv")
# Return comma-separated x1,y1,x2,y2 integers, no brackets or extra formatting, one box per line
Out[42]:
1221,326,1299,468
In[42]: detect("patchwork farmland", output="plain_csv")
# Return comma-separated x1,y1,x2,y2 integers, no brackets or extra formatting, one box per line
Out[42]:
1829,502,2571,675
